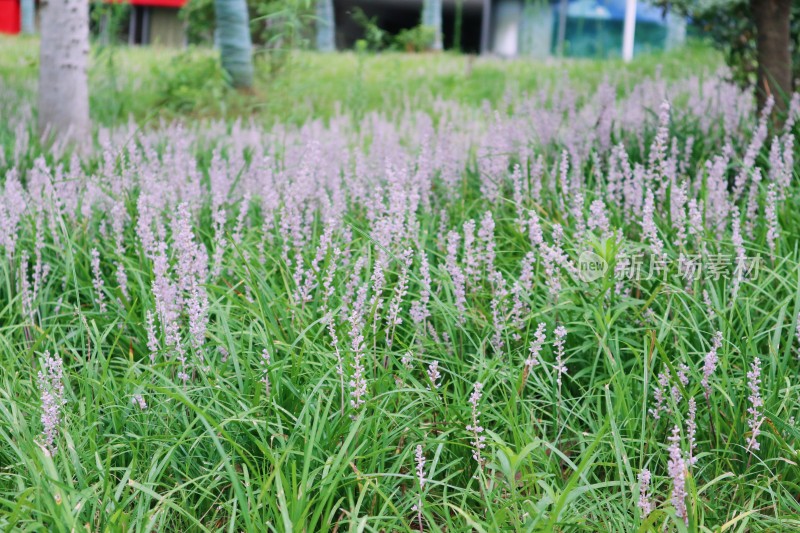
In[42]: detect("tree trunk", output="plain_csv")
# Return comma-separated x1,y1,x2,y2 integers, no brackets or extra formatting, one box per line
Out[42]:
422,0,443,51
20,0,35,34
480,0,490,54
215,0,254,89
751,0,792,118
556,0,568,56
37,0,91,145
315,0,336,52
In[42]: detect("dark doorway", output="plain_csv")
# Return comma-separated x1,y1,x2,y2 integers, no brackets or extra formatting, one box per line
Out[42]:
335,0,484,53
129,5,151,45
443,2,483,53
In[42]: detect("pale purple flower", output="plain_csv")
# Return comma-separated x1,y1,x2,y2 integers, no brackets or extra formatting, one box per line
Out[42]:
667,425,688,525
526,323,547,368
785,92,800,132
412,443,427,527
489,270,508,351
369,254,387,327
232,192,250,245
745,357,764,453
676,363,690,387
765,183,779,261
734,97,772,200
211,205,227,279
552,223,565,244
19,251,34,323
173,205,209,294
186,286,209,355
702,290,715,321
427,360,442,389
321,246,341,315
553,325,568,386
705,150,733,240
649,368,671,420
511,164,528,227
777,133,795,194
478,211,496,274
637,468,653,518
348,285,369,412
326,312,345,411
341,256,366,314
414,444,427,491
409,251,432,325
131,394,147,410
671,180,688,247
539,238,575,302
150,240,180,351
687,199,704,243
509,273,531,342
174,336,190,383
292,254,316,308
0,169,26,261
701,331,723,399
445,231,467,319
570,192,586,241
146,310,159,364
385,248,413,347
744,168,762,238
730,207,746,300
642,190,664,259
91,248,107,313
463,220,480,287
767,134,787,194
687,397,698,466
587,199,610,236
115,261,129,301
110,199,129,300
558,149,570,198
32,222,50,305
38,350,66,456
648,101,671,193
466,382,486,467
527,211,544,247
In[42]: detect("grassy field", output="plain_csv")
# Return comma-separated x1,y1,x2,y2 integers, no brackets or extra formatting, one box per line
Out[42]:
2,39,800,532
1,36,722,125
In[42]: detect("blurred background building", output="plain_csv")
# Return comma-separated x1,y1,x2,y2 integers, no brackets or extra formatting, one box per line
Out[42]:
0,0,684,58
123,0,187,46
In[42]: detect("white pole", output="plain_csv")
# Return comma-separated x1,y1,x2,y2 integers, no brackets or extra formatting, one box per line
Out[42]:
622,0,637,62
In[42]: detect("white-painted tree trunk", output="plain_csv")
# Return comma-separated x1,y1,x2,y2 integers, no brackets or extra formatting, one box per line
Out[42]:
622,0,637,62
480,0,491,54
215,0,254,89
556,0,568,56
37,0,91,145
20,0,35,34
665,10,686,51
422,0,442,51
316,0,336,52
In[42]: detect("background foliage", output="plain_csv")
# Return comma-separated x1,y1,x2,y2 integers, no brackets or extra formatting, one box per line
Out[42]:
654,0,799,88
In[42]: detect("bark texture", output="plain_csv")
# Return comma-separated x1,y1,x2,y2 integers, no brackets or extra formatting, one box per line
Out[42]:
215,0,254,89
37,0,91,145
751,0,793,116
